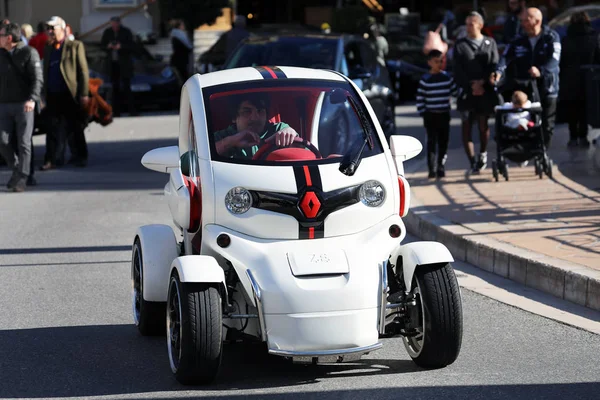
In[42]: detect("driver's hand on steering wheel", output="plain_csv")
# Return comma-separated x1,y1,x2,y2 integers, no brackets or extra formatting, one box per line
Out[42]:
265,127,298,147
230,130,261,148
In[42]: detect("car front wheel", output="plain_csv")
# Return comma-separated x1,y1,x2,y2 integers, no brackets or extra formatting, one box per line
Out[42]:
403,263,463,368
167,272,223,385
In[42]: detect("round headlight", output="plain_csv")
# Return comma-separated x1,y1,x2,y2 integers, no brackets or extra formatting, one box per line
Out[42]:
225,187,253,214
359,180,385,207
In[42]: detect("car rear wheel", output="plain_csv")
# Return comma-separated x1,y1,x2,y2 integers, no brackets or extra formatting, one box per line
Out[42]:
132,238,166,336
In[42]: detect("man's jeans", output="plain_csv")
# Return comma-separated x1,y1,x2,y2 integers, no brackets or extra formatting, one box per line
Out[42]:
0,102,34,178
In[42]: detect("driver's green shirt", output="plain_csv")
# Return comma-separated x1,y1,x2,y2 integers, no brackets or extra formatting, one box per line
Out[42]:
213,122,289,159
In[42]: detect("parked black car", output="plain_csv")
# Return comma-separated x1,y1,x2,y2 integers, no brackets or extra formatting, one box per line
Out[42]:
221,33,397,140
85,41,182,111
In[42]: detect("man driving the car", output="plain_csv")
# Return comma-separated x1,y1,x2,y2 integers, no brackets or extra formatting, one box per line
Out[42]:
214,93,298,158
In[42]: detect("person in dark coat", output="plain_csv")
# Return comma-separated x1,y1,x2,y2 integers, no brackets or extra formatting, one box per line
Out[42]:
504,0,527,45
497,8,561,148
101,16,136,116
453,11,500,174
560,11,600,148
224,15,250,58
169,19,193,81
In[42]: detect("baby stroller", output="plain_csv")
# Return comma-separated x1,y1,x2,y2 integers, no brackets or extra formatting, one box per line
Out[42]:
492,79,553,181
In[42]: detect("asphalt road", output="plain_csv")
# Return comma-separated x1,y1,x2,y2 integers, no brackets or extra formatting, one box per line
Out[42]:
0,112,598,400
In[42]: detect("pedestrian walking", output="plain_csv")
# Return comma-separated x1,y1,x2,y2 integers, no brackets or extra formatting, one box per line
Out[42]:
0,22,43,192
28,22,49,59
504,0,527,44
21,24,33,45
453,11,500,174
40,16,90,170
497,7,561,148
169,19,193,81
101,16,135,117
417,49,459,179
559,11,600,148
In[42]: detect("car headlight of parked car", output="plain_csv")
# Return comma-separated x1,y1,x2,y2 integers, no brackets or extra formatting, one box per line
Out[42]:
359,180,385,207
225,187,253,214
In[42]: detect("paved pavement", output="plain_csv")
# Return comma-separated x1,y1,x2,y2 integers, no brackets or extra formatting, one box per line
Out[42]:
397,105,600,311
0,113,599,399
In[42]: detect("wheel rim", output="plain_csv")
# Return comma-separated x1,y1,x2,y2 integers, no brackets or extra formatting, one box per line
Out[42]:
132,244,142,325
167,277,183,373
403,281,425,358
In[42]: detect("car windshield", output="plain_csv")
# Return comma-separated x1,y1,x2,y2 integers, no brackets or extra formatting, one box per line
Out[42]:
203,79,383,165
225,37,338,70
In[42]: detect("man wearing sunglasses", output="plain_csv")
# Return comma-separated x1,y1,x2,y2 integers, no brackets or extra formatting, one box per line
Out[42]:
0,22,43,192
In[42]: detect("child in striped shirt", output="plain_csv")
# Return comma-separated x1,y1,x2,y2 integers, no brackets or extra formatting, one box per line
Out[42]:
416,50,458,178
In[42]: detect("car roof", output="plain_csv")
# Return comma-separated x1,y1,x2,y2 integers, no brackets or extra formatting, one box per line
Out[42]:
549,4,600,26
198,66,347,88
242,33,344,44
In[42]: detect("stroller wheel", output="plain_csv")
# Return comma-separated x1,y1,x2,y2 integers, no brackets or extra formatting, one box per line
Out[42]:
536,159,543,179
492,161,499,182
503,164,509,181
546,159,553,179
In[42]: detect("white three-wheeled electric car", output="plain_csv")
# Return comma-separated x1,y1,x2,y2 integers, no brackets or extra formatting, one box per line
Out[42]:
132,66,462,385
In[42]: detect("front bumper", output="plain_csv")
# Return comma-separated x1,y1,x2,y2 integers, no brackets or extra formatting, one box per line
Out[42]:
203,215,405,355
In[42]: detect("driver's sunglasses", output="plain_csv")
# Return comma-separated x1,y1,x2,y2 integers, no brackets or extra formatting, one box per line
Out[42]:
46,25,55,31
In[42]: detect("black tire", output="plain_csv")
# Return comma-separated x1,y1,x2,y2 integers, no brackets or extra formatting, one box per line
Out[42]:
403,263,463,368
132,238,166,336
546,159,553,179
167,272,223,385
503,164,509,181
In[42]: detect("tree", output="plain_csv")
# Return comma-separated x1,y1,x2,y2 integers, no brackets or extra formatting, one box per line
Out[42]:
158,0,231,31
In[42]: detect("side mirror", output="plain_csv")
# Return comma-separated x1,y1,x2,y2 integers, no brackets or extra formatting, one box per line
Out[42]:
389,135,423,175
141,146,179,173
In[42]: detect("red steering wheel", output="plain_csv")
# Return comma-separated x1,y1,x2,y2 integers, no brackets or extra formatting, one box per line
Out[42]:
252,136,323,161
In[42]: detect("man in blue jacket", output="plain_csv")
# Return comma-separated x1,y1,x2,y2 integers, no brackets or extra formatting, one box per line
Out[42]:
496,7,561,147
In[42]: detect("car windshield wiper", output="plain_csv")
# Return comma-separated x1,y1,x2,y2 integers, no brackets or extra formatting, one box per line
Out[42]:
339,96,374,176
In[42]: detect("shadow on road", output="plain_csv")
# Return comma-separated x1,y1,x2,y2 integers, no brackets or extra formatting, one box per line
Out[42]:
0,324,420,398
0,321,598,399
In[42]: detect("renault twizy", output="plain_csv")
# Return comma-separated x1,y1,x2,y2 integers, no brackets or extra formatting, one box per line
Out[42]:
132,66,462,385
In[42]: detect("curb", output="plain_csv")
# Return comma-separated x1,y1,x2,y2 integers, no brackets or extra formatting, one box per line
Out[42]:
404,196,600,313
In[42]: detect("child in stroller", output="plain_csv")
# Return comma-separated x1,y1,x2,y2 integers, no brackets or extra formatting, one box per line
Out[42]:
492,79,553,181
500,91,536,131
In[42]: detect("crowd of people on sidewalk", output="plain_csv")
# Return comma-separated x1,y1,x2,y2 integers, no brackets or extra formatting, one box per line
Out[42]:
417,1,600,180
0,15,142,192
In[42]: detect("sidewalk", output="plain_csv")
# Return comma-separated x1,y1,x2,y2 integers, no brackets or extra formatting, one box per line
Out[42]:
404,123,600,312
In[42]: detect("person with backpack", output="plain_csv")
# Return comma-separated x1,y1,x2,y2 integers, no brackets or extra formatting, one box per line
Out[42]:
0,22,43,192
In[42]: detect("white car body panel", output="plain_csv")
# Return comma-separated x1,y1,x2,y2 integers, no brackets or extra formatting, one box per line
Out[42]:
171,255,226,287
136,225,179,302
390,241,455,290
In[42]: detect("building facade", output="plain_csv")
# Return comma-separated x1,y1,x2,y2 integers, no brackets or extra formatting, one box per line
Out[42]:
0,0,153,40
